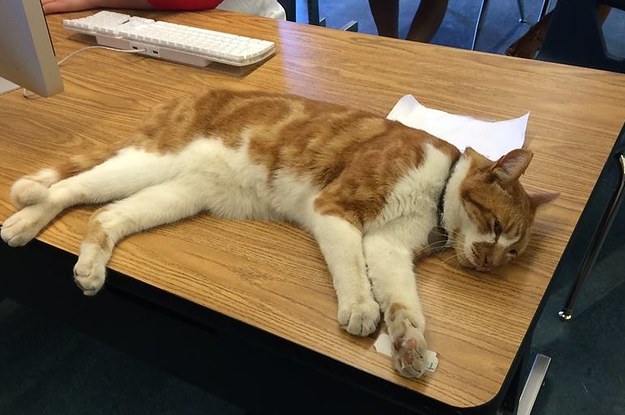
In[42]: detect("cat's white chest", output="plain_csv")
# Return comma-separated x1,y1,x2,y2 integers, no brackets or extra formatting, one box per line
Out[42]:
367,145,453,233
173,137,277,220
175,137,318,222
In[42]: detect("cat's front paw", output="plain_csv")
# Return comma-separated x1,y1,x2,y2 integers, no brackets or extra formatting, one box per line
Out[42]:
338,297,380,336
391,327,428,378
73,251,107,296
1,205,52,247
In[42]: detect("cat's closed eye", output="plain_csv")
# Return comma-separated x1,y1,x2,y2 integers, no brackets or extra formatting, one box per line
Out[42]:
493,219,503,236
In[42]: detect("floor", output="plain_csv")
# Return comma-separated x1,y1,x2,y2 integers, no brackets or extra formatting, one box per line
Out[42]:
304,0,625,57
2,1,625,414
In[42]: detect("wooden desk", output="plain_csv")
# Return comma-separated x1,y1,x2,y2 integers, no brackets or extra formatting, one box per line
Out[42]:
2,10,625,412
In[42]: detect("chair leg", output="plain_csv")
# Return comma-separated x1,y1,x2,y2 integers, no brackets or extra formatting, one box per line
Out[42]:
307,0,325,26
308,0,357,31
539,0,552,19
471,0,489,50
340,21,359,32
516,0,527,22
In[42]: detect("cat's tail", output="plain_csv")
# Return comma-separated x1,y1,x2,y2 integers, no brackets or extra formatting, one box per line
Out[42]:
11,148,118,209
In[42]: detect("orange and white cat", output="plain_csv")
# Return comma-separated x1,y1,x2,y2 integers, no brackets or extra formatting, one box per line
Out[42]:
1,89,557,378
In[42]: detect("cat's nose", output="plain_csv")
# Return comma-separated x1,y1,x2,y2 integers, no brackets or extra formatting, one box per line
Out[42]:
468,244,494,271
474,252,493,272
482,255,490,268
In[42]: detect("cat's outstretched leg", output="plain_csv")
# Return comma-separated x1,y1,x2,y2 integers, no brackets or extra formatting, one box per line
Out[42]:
73,177,208,295
363,220,429,378
4,167,74,246
2,147,179,247
309,214,380,336
8,146,134,210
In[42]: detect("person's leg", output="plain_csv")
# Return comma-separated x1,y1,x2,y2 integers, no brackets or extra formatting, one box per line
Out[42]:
369,0,400,38
406,0,448,42
506,11,553,58
507,6,612,59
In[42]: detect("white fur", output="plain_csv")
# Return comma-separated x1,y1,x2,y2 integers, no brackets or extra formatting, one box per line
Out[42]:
364,145,454,312
441,155,485,265
2,137,463,379
362,145,453,377
74,242,108,295
311,214,380,335
499,233,520,247
367,145,451,232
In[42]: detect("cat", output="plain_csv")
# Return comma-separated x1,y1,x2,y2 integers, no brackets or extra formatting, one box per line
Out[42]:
1,88,558,378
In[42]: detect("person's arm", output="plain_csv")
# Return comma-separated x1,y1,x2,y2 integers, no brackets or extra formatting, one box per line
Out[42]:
147,0,223,10
42,0,153,14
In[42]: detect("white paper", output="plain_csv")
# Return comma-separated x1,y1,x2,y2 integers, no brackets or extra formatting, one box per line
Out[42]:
0,76,19,95
373,333,439,373
373,332,394,356
387,95,528,161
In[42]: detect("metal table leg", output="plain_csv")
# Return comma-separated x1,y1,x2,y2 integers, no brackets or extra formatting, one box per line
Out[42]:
517,354,551,415
559,153,625,321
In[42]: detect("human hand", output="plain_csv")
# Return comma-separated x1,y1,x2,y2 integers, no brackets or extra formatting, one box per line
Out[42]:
42,0,104,14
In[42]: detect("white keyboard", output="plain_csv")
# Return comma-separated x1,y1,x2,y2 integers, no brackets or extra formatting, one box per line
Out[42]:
63,11,276,67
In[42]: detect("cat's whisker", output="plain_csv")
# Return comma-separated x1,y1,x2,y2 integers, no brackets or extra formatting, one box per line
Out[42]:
427,229,461,245
414,242,444,257
440,252,465,266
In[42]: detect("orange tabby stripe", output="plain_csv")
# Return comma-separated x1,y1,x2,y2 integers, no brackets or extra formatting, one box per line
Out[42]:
50,89,461,228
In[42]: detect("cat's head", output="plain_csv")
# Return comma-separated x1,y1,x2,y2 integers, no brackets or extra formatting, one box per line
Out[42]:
443,147,558,272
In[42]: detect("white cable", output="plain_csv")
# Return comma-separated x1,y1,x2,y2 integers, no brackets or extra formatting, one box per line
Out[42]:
23,45,146,99
57,45,146,65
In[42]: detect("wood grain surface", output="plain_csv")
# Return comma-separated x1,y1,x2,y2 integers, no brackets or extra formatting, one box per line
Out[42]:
2,10,625,408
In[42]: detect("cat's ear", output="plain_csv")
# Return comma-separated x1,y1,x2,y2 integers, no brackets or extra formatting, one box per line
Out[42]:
491,149,533,183
528,191,560,208
464,147,491,165
464,147,480,158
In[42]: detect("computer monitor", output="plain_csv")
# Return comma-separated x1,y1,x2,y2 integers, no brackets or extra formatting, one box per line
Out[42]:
0,0,63,97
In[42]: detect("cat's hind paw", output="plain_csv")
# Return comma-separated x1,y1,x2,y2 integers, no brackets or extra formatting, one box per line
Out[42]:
338,297,380,336
11,178,52,209
73,250,107,296
392,328,428,378
1,204,54,247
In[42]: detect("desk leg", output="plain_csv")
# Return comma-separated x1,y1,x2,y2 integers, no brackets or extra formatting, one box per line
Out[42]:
517,354,551,415
559,153,625,321
499,354,524,414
